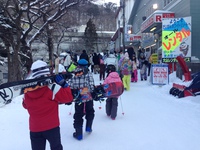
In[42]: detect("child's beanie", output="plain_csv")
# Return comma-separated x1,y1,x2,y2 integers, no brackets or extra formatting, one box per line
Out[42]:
30,60,50,78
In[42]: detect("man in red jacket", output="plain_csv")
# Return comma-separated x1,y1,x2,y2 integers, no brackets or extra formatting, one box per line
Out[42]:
22,60,73,150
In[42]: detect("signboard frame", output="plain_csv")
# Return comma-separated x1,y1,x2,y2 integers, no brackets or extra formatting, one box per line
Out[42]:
151,64,169,85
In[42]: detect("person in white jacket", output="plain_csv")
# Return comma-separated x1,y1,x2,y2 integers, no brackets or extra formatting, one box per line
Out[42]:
63,51,72,70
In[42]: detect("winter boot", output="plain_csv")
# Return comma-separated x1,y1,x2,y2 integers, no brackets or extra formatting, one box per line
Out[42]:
73,127,83,140
85,120,93,133
86,127,92,133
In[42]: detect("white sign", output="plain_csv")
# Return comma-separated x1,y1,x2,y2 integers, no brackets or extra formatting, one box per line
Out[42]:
151,64,169,85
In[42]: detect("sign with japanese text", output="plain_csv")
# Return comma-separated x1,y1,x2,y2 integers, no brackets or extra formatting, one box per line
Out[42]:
125,24,132,42
141,12,175,32
151,64,169,85
126,34,141,42
162,17,191,63
151,53,158,64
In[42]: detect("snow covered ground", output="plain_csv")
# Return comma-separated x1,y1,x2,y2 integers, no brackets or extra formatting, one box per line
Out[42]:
0,72,200,150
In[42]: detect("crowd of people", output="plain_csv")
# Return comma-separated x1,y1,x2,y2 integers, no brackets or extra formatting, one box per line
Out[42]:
23,48,152,150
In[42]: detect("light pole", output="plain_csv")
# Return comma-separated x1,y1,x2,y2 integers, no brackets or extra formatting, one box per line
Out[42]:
118,20,121,52
122,0,126,53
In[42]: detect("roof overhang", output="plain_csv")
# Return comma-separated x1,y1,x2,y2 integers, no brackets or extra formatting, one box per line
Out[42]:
141,10,175,33
111,28,142,44
111,27,123,41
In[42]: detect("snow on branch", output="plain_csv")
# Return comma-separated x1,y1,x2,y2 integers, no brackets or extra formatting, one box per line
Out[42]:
26,0,79,45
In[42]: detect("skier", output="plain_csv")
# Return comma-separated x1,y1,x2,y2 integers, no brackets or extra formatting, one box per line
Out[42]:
68,59,96,140
103,64,122,120
131,54,139,82
22,60,73,150
119,52,132,90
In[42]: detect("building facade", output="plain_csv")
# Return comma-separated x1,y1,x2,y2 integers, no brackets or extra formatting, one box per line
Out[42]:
113,0,200,62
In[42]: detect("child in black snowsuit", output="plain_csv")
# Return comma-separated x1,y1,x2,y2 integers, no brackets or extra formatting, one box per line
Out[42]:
103,65,122,120
68,59,96,140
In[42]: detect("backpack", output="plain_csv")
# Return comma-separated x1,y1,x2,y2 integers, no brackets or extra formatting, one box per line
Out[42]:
67,63,77,72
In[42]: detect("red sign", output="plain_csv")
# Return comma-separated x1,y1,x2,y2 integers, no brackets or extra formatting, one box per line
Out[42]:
129,35,141,41
141,11,175,32
154,13,175,22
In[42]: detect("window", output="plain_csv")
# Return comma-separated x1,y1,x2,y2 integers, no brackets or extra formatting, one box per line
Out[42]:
164,0,173,7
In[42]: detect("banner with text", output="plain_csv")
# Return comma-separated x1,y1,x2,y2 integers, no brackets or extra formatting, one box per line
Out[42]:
162,16,191,63
151,64,169,85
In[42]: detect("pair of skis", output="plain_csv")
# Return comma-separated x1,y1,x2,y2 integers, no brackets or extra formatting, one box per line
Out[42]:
0,73,72,107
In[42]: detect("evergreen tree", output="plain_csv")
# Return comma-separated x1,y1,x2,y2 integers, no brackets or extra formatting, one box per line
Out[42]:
84,19,98,52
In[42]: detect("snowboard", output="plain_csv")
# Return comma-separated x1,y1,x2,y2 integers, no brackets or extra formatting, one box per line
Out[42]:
0,72,72,106
71,87,93,103
94,82,124,101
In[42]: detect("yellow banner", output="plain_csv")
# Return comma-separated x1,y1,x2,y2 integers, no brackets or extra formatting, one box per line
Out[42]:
162,28,190,56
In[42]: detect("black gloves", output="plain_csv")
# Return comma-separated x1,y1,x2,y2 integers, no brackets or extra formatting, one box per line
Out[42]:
91,91,98,101
71,89,81,103
92,86,106,101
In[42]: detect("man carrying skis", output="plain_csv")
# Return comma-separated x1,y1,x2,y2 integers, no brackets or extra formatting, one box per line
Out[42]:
22,60,73,150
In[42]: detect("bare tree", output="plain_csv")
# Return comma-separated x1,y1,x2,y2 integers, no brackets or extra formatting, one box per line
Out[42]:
0,0,85,81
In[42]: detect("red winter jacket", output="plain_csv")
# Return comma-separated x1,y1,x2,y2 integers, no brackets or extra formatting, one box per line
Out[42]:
23,85,73,132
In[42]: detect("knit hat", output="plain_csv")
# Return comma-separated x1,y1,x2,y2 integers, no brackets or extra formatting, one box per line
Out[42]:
30,60,50,78
78,59,88,67
124,52,129,60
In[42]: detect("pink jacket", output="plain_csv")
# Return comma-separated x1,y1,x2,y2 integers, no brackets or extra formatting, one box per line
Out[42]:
103,72,122,84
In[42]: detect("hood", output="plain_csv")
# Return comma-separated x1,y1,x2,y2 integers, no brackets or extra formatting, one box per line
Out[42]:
26,86,49,99
109,72,120,79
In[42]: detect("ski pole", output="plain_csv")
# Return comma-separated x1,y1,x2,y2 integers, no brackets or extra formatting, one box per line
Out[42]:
99,101,102,109
119,96,124,115
68,102,73,115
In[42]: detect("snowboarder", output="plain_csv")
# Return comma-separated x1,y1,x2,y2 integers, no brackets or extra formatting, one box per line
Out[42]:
68,59,96,140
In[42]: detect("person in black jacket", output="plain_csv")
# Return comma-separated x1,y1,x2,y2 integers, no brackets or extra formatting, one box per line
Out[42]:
79,50,89,63
127,47,135,61
92,52,100,74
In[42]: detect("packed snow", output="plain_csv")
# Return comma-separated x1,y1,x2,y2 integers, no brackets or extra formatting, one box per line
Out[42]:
0,72,200,150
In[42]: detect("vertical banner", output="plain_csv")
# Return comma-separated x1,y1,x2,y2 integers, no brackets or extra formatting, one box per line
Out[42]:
125,24,132,42
151,64,169,85
162,17,191,63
